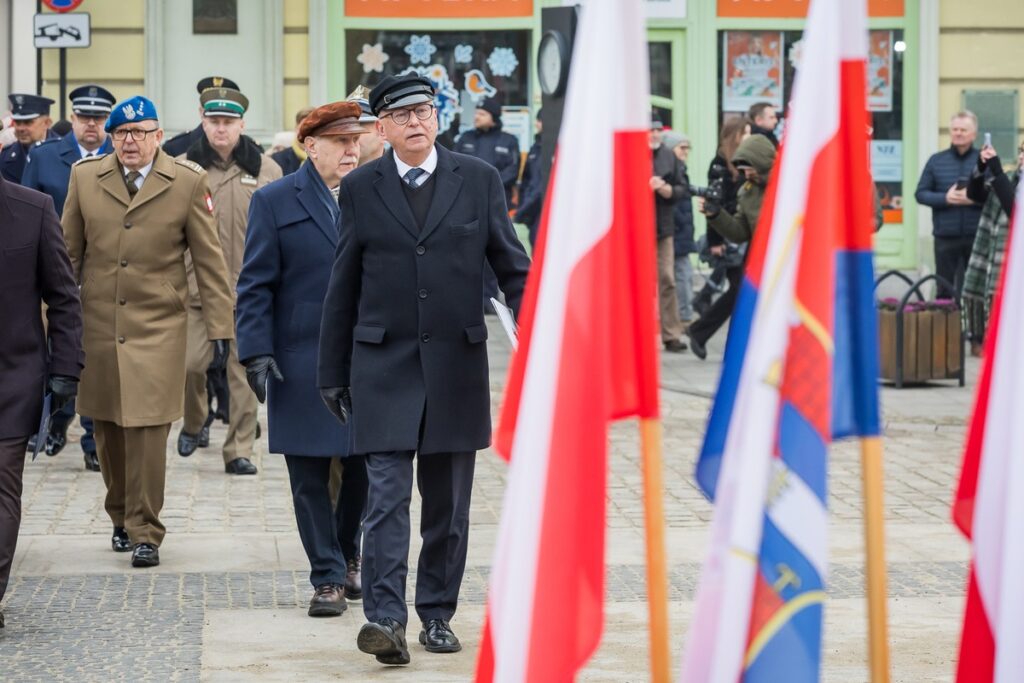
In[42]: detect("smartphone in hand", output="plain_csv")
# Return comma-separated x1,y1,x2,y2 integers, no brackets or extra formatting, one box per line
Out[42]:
984,132,992,148
955,177,968,190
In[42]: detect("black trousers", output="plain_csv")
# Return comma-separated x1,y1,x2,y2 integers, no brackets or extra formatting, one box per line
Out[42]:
934,235,975,299
284,455,347,588
689,265,743,345
334,455,368,564
0,435,29,603
362,450,475,626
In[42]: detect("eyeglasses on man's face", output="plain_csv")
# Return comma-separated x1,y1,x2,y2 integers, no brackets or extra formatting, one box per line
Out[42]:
383,104,435,126
112,127,159,142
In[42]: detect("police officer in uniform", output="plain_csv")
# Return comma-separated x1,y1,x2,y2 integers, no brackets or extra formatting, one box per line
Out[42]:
21,85,115,469
62,96,235,568
177,87,281,473
163,76,240,158
318,74,530,666
1,94,58,184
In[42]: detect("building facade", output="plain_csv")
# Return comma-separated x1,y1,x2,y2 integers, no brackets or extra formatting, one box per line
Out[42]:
3,0,1023,270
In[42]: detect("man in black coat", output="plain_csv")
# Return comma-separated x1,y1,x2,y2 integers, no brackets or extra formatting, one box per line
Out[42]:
0,169,83,630
318,74,530,666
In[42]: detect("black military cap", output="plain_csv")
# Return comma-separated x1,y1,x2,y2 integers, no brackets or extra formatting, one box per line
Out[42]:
69,84,116,116
195,76,240,95
8,93,55,120
369,74,434,117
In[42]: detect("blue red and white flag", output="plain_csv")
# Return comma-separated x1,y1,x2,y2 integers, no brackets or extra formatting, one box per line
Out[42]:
475,1,660,681
952,180,1024,683
680,0,880,681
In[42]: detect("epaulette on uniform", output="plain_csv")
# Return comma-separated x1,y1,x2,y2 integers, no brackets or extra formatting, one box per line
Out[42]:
73,153,106,166
174,158,205,174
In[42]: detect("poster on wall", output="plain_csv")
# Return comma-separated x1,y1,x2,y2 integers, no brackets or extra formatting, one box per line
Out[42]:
872,139,903,223
722,31,784,112
868,31,894,112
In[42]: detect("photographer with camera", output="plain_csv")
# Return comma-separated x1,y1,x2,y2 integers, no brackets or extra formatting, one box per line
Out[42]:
693,118,748,316
688,133,777,360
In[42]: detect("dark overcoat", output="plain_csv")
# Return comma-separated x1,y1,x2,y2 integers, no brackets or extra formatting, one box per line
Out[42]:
318,145,530,456
0,177,83,438
21,134,114,216
236,161,351,457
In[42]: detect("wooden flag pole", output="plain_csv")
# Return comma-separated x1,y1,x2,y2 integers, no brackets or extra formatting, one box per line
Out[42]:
860,435,891,683
639,418,671,683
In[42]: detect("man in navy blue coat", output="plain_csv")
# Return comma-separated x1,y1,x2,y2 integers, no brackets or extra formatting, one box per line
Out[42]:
236,101,369,618
21,85,114,470
318,74,530,666
1,94,58,184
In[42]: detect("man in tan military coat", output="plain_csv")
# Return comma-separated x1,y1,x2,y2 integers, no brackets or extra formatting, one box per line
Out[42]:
177,87,282,474
62,96,234,568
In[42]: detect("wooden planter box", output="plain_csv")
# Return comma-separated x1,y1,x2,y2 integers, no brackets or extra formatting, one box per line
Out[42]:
878,308,961,384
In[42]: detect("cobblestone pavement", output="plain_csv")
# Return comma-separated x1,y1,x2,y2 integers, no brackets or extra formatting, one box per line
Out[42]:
0,320,976,681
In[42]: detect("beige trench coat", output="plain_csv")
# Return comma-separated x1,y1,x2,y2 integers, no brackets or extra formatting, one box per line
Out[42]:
182,152,282,307
62,149,234,427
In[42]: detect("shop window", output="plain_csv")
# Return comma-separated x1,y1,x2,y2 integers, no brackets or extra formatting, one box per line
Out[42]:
963,90,1019,162
346,30,531,146
649,41,674,126
193,0,237,35
716,29,905,225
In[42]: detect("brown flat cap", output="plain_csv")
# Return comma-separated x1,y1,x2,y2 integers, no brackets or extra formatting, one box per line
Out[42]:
297,101,366,141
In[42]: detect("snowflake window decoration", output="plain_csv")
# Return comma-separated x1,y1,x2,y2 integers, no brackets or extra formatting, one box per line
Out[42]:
454,44,473,64
487,47,519,78
404,35,437,65
402,64,460,133
356,43,390,74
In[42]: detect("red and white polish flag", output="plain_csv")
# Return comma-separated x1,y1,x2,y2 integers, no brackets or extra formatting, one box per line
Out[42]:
474,1,660,681
953,180,1024,683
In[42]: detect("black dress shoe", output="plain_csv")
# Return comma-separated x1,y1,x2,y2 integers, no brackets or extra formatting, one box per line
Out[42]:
344,556,362,601
224,457,258,475
131,543,159,568
197,425,210,448
419,618,462,653
111,527,131,552
358,618,410,665
83,450,100,472
44,427,68,456
177,429,200,457
687,331,707,360
308,583,347,617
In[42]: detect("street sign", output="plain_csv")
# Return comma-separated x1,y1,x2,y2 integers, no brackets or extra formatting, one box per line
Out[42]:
42,0,85,12
33,12,90,49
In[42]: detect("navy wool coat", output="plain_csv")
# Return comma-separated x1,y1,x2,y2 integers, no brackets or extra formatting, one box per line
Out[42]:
317,145,531,456
21,134,114,216
235,161,351,457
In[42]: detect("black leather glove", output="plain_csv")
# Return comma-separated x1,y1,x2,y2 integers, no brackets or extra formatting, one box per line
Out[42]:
47,374,78,413
243,355,283,404
319,386,351,425
210,339,230,371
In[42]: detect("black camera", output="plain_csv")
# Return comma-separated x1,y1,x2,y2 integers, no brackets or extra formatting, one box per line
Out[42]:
689,162,729,215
